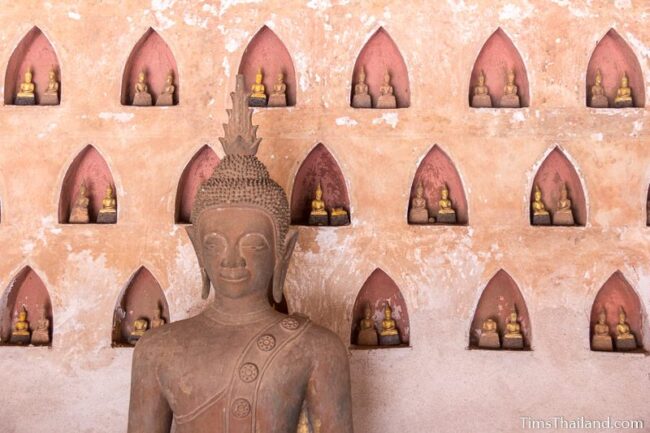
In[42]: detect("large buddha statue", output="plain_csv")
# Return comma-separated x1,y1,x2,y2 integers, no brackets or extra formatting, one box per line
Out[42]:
133,71,153,106
267,73,287,107
156,71,176,106
614,72,633,108
591,308,612,351
478,318,500,349
351,67,371,108
378,303,401,346
553,183,574,226
69,183,90,224
615,307,637,351
589,69,608,108
97,185,117,223
15,69,36,105
308,182,329,226
356,303,378,346
531,184,550,225
9,306,31,344
437,184,456,224
249,67,267,107
41,68,60,105
376,69,397,109
408,181,430,224
31,308,50,346
471,70,492,108
500,69,520,108
127,75,353,433
502,309,524,350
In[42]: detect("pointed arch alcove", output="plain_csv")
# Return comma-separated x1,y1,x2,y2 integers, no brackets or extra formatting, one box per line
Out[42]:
175,145,220,223
408,145,468,225
238,26,296,107
350,268,410,348
530,147,586,226
4,26,60,105
0,266,52,346
112,267,169,347
468,28,529,108
351,27,410,108
586,29,644,108
59,145,117,224
590,271,644,352
290,143,350,226
121,28,179,106
469,269,531,350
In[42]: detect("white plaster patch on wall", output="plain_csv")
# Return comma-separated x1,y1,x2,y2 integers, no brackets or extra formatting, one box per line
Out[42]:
183,12,208,29
37,122,58,139
510,111,526,123
67,11,81,20
99,112,135,122
219,0,263,17
498,2,534,23
549,0,592,17
614,0,632,9
224,29,249,53
150,0,176,29
371,112,399,128
293,51,310,92
335,116,358,126
590,132,603,142
168,241,203,320
307,0,332,10
222,57,231,78
446,0,478,14
624,32,650,60
202,3,218,15
630,120,643,137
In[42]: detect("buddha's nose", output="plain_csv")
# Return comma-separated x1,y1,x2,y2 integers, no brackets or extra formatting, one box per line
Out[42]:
220,247,246,268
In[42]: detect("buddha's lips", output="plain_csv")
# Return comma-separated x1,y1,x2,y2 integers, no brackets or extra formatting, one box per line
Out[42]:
218,269,251,282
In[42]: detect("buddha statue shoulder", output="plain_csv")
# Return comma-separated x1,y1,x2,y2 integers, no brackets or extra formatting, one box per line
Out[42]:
128,75,353,433
614,72,633,108
133,70,152,106
352,66,372,108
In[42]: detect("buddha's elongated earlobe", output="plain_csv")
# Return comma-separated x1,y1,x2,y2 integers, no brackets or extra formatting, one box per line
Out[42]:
272,229,299,304
201,268,211,299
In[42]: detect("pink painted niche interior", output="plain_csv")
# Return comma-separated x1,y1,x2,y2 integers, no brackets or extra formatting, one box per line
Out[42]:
468,27,529,108
121,28,179,106
469,269,532,350
58,145,117,224
4,26,60,105
408,145,468,225
530,147,587,226
290,143,350,225
590,271,644,352
586,29,645,108
351,27,410,108
238,26,297,107
350,268,410,348
112,267,169,347
0,266,52,346
175,145,220,223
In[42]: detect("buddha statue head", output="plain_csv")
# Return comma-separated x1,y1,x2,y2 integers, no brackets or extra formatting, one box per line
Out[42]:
276,72,284,84
138,71,145,83
595,69,602,85
618,306,627,324
384,303,393,320
188,74,296,304
255,67,263,84
507,69,515,85
17,305,28,322
24,70,33,84
49,69,56,81
509,310,518,323
315,182,323,201
383,69,391,85
358,67,366,83
621,72,629,88
166,72,174,85
534,184,542,201
441,184,449,200
598,307,607,324
416,181,424,198
363,303,372,320
560,183,568,199
478,70,486,86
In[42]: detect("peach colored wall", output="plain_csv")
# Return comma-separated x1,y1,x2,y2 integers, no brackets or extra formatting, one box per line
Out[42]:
0,2,649,433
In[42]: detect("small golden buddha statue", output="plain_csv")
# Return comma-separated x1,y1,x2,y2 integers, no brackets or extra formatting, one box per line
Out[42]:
357,303,378,346
589,69,608,108
500,69,520,108
132,70,152,106
10,306,31,344
352,66,372,108
249,67,267,107
472,70,492,108
156,71,175,106
437,184,457,223
129,318,149,345
553,183,574,226
268,72,287,107
308,182,328,226
330,207,349,226
378,302,401,346
97,185,117,223
615,307,637,351
531,184,551,225
478,318,500,349
376,69,397,109
502,309,524,349
31,308,50,345
409,181,430,224
40,68,60,105
150,306,166,329
614,72,633,108
591,308,612,351
15,69,36,105
69,183,90,224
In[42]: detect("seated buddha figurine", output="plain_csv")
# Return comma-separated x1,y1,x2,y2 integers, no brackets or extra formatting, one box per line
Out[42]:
248,67,267,107
15,69,36,105
553,183,574,226
614,72,633,108
531,184,551,225
591,308,613,351
31,308,50,345
615,307,637,351
127,75,353,433
478,318,500,349
409,181,430,224
129,318,149,345
437,184,456,224
97,185,117,224
356,303,378,346
351,67,372,108
330,206,349,226
150,306,166,329
589,69,608,108
69,184,90,224
378,303,401,346
40,68,60,105
471,70,492,108
308,182,329,226
9,306,31,344
500,69,520,108
267,73,287,107
132,70,152,106
376,70,397,109
156,71,175,106
502,309,524,350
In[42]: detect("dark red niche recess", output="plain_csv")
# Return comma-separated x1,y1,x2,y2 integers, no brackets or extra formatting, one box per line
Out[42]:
351,27,410,108
590,271,644,350
350,268,410,346
121,28,179,105
290,143,350,225
646,186,649,226
59,145,116,224
586,29,644,108
0,266,52,344
409,145,468,224
175,145,220,223
530,147,586,226
4,26,60,105
238,26,296,107
112,267,169,346
468,28,529,108
469,269,531,349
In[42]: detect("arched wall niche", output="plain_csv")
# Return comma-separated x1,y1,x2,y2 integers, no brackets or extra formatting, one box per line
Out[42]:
350,268,410,347
175,145,220,223
646,185,650,226
4,26,60,105
408,145,468,225
238,25,296,107
469,269,531,349
586,29,645,108
590,271,644,351
112,266,169,347
530,147,587,226
290,143,350,226
350,27,410,108
0,266,52,345
468,27,529,108
58,145,117,224
121,27,179,106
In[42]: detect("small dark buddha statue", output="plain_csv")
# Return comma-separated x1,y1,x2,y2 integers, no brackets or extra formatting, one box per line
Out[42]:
127,75,353,433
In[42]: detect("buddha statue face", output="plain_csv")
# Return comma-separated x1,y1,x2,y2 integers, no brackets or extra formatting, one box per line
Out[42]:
622,75,629,87
598,310,606,324
534,189,542,201
509,311,517,322
619,311,626,323
17,309,27,322
384,71,390,84
138,72,145,83
478,72,485,86
255,69,263,84
560,185,568,200
363,303,372,320
359,68,366,83
276,73,283,83
595,70,602,85
416,183,424,198
49,70,55,81
315,186,323,201
167,74,173,84
384,304,392,320
24,71,32,83
441,188,449,200
507,70,515,85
